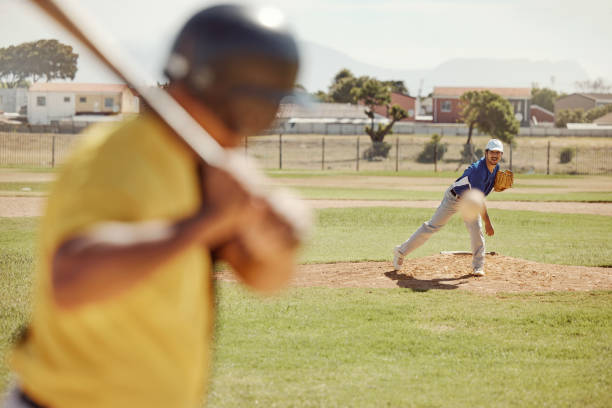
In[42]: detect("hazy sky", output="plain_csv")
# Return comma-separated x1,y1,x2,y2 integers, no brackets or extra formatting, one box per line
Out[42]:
1,0,611,85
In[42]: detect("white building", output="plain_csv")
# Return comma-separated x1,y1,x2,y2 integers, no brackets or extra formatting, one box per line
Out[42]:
0,88,28,113
27,83,139,125
27,88,75,125
273,102,390,134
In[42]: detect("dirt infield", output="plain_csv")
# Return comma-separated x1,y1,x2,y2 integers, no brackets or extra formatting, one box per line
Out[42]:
1,171,611,217
0,172,55,183
270,175,612,194
216,254,612,294
0,197,46,217
1,196,611,217
308,199,612,216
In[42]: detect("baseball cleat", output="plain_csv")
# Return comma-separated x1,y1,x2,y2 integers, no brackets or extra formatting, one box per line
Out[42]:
473,267,485,277
392,246,404,271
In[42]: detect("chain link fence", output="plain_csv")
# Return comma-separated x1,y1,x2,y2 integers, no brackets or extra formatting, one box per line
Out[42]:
0,132,79,168
2,131,611,175
247,134,612,175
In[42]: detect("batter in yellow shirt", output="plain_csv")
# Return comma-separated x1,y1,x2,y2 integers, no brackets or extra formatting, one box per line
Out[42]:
12,114,213,408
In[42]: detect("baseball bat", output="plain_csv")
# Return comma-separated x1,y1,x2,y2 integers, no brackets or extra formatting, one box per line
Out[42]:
29,0,310,239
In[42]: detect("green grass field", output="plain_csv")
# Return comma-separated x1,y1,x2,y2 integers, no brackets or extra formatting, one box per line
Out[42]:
265,169,583,179
1,198,611,406
2,180,611,202
304,208,611,267
208,285,611,407
0,182,51,193
290,185,612,202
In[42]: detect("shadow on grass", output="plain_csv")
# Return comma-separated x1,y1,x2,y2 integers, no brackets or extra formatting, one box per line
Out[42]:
384,270,473,292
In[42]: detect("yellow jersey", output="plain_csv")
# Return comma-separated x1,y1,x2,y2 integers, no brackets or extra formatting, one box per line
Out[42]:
12,114,213,408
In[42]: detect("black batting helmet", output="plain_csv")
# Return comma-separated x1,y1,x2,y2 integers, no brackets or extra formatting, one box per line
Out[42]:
164,4,299,97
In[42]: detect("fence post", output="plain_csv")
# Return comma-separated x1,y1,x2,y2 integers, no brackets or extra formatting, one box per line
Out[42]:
356,136,360,172
395,136,399,172
546,140,550,175
321,136,325,170
509,143,513,171
244,136,248,157
575,146,578,174
51,135,56,168
434,143,438,173
278,133,282,170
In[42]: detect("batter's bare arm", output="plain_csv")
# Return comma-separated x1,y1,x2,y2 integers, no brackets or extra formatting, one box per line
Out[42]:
52,165,250,308
52,208,241,308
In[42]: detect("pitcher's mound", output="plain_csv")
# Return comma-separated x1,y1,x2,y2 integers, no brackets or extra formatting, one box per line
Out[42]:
216,254,612,294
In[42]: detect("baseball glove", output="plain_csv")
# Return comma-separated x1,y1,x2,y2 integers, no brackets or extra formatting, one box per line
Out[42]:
494,170,513,192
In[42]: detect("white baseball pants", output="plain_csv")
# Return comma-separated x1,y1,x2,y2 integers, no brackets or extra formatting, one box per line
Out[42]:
397,187,485,271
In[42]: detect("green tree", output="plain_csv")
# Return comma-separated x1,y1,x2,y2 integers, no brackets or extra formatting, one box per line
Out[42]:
352,78,390,112
382,80,408,95
327,69,356,103
554,104,612,127
531,86,561,112
328,76,358,103
351,78,407,159
328,75,369,104
326,69,408,103
460,90,519,162
312,90,329,102
333,68,354,84
555,109,585,128
584,103,612,122
555,104,612,128
0,39,78,87
0,43,29,87
361,105,408,159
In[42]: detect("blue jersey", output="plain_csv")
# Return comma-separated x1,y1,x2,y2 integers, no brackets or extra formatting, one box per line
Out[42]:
451,157,499,197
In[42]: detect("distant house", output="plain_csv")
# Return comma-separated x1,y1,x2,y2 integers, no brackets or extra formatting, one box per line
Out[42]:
363,92,416,122
278,102,387,122
275,102,388,134
529,104,555,124
432,87,532,127
554,93,612,116
594,112,612,126
0,88,27,113
27,83,139,125
415,97,433,122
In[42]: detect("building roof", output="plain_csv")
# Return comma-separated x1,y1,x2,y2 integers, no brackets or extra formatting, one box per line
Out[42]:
556,93,612,103
391,92,416,100
433,87,532,99
578,93,612,102
530,104,554,116
594,112,612,125
278,102,386,120
29,83,129,93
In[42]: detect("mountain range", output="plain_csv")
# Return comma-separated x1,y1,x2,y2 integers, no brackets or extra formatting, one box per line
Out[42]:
71,40,592,97
298,42,590,96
